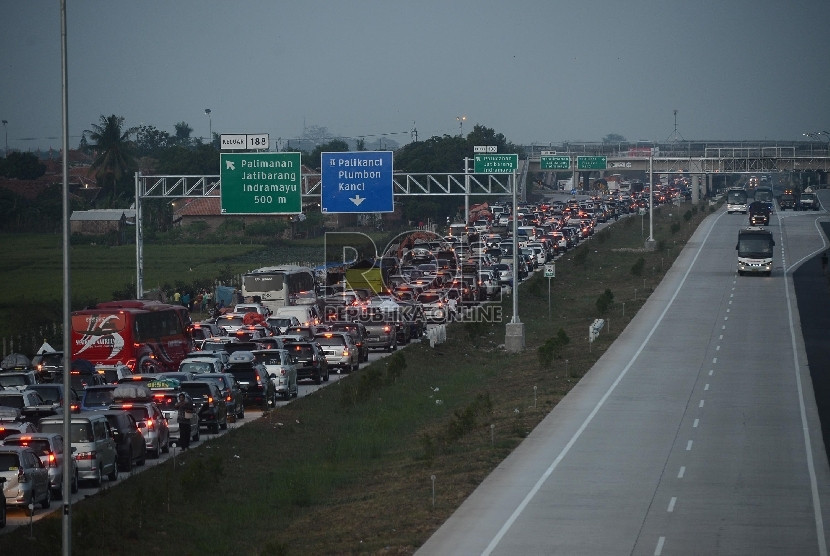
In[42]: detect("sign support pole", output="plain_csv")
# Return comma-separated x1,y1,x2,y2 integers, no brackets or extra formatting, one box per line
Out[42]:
505,168,525,352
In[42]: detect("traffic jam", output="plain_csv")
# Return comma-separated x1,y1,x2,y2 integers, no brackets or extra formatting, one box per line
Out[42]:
0,188,675,530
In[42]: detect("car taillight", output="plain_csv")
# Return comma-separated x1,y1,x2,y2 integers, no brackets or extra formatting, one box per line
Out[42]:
342,349,350,357
225,395,232,402
383,326,391,333
75,450,97,461
145,419,155,430
47,452,57,468
207,396,214,407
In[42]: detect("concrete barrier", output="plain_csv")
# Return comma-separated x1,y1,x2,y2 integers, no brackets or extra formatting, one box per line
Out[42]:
589,318,605,343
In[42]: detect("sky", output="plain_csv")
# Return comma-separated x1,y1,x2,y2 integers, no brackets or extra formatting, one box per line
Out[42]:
2,0,830,154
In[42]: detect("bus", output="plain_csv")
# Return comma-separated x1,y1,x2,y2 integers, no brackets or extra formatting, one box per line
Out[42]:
241,265,317,315
726,188,748,214
753,186,774,209
736,227,775,276
71,300,194,373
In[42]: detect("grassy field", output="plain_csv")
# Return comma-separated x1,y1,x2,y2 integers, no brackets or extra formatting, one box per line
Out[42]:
0,201,716,554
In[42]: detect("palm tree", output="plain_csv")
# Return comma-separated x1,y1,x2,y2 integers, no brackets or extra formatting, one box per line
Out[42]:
86,115,137,205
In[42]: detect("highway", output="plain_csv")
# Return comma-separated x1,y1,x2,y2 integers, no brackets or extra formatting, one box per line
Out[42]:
419,191,830,555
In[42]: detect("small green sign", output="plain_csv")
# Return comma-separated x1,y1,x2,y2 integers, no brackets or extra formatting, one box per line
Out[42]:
220,152,302,214
576,156,607,170
474,154,518,174
540,155,570,170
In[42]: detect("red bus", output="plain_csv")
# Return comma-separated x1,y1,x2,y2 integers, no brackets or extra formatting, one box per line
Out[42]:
71,300,194,373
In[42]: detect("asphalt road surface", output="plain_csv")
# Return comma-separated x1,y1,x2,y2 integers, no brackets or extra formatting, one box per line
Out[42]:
419,193,830,555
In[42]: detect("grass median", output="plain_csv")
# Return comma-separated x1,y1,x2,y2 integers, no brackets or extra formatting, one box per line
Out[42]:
0,201,716,555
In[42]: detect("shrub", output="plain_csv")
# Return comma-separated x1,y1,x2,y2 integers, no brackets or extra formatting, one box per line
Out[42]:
596,288,614,314
537,328,570,368
631,257,645,276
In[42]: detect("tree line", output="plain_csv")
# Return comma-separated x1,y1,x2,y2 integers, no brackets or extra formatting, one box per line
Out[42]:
0,114,524,234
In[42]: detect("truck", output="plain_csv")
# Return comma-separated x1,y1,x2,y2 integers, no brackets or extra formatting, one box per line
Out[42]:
748,201,771,226
736,227,775,276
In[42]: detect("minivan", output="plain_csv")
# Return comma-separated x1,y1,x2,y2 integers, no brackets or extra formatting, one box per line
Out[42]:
39,412,119,487
274,305,320,327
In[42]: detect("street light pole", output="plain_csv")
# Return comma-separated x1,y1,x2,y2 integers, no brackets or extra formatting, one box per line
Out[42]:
204,108,212,144
456,115,466,137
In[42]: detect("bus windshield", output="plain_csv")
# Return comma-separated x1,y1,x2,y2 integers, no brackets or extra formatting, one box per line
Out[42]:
738,237,773,257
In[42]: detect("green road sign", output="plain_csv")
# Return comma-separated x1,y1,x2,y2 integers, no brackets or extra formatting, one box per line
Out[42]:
576,156,607,170
474,154,518,174
540,155,570,170
220,152,302,214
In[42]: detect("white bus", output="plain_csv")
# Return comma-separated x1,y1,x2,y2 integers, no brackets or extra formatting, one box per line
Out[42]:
241,265,317,314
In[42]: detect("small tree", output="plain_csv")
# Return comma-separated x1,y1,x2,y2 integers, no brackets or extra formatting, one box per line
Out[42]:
596,289,614,314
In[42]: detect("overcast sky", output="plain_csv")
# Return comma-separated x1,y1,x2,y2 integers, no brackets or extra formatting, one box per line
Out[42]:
2,0,829,153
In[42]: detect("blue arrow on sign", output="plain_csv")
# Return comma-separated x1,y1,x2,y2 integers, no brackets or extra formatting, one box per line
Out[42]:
321,151,394,213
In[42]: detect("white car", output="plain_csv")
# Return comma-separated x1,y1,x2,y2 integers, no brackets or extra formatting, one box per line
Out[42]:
251,349,298,399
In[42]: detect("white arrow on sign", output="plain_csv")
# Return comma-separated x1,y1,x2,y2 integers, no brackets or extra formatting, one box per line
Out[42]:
350,195,365,206
225,160,235,171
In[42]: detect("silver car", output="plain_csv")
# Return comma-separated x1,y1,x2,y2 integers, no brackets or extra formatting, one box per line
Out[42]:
251,349,298,400
314,332,360,373
3,432,78,499
0,445,50,515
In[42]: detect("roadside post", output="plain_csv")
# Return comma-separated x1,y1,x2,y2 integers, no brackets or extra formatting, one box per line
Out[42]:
544,263,556,318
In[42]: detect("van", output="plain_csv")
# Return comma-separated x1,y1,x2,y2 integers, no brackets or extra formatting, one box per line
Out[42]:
274,305,320,327
39,412,119,487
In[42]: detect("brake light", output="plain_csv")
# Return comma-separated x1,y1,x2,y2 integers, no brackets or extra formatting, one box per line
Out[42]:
383,326,391,333
47,452,57,468
75,451,97,461
145,419,154,430
207,396,214,407
342,350,350,357
225,395,232,402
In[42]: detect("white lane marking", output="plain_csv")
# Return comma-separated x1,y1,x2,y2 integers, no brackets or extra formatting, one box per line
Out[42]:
693,419,699,428
719,334,723,340
655,536,666,555
667,497,677,512
713,357,718,364
708,370,713,376
716,345,720,351
704,384,710,391
699,399,705,408
686,440,693,451
780,215,829,556
678,466,685,479
480,211,725,556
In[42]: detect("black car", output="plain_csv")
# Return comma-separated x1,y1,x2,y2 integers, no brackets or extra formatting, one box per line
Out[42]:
193,373,245,421
223,351,277,408
285,341,329,385
102,410,147,472
180,381,228,433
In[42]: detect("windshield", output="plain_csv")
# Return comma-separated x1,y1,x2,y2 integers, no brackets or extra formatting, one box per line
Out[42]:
0,395,24,409
0,453,20,471
83,388,115,408
0,375,27,388
5,438,50,456
41,422,94,443
738,237,774,257
180,362,215,374
728,190,747,203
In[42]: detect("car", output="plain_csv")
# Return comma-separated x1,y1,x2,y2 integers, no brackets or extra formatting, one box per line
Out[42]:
0,389,58,423
108,395,170,459
250,350,298,400
0,445,50,515
185,349,230,370
314,332,360,374
2,432,78,499
265,315,301,335
155,372,196,384
328,321,370,362
224,351,278,408
101,410,147,472
39,412,119,487
180,381,228,434
0,370,40,390
26,384,81,413
79,384,118,412
362,318,398,352
68,369,108,390
31,350,65,383
284,342,329,384
95,364,133,384
193,373,245,420
151,391,200,446
0,418,39,441
179,356,224,375
418,291,454,323
214,313,249,334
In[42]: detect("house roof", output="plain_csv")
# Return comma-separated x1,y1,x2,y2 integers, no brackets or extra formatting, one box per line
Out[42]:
70,209,135,222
